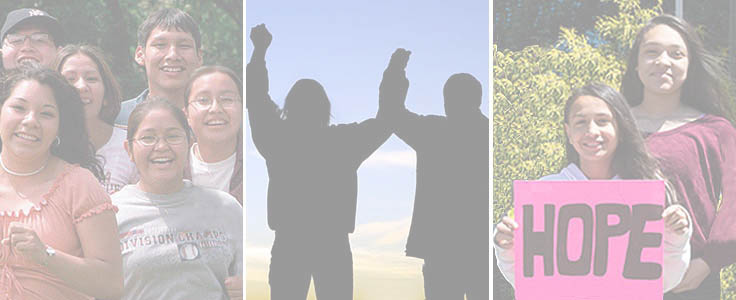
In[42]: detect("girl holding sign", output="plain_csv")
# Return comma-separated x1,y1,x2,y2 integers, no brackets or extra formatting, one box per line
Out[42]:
620,14,736,299
494,83,692,293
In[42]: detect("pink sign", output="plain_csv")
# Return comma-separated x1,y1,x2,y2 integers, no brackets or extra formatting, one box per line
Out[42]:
513,180,664,300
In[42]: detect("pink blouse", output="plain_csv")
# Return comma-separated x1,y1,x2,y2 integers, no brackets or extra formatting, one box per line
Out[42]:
0,164,117,300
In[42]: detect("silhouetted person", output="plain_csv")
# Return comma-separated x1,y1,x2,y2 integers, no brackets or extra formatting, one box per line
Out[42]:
246,24,406,300
385,49,489,299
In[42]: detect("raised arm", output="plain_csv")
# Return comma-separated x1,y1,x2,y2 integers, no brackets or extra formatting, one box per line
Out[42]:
336,49,413,164
380,48,434,149
246,24,283,158
378,48,411,117
247,23,272,100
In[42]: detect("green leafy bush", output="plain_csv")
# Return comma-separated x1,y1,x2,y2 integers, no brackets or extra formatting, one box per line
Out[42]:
493,0,651,222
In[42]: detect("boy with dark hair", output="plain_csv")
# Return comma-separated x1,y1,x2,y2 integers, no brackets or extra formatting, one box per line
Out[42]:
115,7,203,126
385,49,490,299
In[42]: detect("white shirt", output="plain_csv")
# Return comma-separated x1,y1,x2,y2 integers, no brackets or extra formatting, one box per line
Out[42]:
97,126,139,194
494,163,691,293
189,143,236,193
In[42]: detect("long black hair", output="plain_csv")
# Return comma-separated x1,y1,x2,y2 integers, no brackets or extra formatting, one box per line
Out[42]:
563,82,677,204
0,64,104,181
621,14,733,122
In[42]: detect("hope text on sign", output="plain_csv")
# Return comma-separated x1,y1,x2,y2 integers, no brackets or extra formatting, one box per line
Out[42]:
513,180,664,300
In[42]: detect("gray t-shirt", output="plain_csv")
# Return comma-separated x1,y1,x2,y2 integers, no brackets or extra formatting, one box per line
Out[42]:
112,181,242,300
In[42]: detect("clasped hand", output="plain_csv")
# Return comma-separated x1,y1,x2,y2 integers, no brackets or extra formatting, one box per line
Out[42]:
1,222,47,265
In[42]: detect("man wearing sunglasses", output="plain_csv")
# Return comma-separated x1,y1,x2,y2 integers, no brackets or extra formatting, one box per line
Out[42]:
0,8,63,72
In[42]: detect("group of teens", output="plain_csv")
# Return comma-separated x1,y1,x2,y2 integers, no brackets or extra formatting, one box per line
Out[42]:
1,4,732,300
0,7,242,300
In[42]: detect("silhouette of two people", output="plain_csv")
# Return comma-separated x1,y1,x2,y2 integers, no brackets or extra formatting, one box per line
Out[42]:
247,24,488,300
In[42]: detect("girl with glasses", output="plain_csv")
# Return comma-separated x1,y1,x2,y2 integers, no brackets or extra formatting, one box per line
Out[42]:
112,98,242,299
183,66,242,204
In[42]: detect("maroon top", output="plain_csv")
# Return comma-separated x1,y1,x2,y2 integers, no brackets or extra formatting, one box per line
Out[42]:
646,114,736,270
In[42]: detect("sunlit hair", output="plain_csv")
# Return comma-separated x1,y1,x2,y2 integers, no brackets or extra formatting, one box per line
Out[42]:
0,63,103,180
55,44,122,125
563,82,677,204
621,14,733,122
126,96,192,143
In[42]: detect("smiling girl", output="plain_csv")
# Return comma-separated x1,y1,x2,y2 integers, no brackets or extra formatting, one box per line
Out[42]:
112,98,242,299
0,64,122,299
494,83,692,293
56,44,138,194
184,66,242,204
620,14,736,299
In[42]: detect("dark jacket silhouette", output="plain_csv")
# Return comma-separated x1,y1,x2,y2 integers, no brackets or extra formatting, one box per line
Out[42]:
245,24,409,300
386,66,489,298
247,60,392,235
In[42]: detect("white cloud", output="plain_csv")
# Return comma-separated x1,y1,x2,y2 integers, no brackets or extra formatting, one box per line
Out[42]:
363,150,416,168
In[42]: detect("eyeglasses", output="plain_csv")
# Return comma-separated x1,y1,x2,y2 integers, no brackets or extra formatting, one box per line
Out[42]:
134,134,187,147
4,33,53,47
188,95,241,110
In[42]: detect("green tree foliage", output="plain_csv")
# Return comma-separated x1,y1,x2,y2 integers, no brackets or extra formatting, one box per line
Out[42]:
493,0,619,51
494,0,731,52
494,0,736,298
0,0,242,99
725,263,736,300
493,0,652,223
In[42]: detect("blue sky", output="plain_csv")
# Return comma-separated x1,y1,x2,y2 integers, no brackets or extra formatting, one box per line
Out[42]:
245,0,488,298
